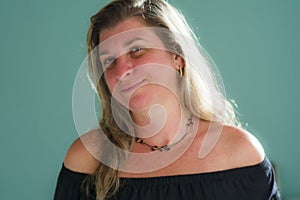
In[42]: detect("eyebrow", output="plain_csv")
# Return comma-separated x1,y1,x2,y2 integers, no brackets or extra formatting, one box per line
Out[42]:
124,37,145,47
99,37,146,56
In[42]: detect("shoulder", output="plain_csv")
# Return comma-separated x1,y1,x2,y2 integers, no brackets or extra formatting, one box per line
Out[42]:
64,130,100,174
216,125,265,168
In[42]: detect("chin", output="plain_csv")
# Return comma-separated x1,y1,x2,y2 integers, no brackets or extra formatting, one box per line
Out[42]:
128,93,153,112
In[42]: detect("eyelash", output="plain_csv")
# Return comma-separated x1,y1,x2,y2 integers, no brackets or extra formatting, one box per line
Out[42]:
103,57,116,67
101,46,145,68
130,46,143,52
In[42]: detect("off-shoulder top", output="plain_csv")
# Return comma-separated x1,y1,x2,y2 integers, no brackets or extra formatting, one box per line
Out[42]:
54,157,280,200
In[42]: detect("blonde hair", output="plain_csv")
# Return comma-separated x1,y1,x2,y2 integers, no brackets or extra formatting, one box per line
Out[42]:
85,0,239,199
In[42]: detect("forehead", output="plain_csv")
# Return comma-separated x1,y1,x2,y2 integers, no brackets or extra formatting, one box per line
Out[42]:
98,18,167,54
99,18,148,43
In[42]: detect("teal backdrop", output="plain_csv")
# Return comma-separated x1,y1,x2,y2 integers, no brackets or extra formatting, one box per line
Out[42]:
0,0,299,199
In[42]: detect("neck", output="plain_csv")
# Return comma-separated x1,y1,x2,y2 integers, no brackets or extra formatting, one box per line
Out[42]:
131,103,191,148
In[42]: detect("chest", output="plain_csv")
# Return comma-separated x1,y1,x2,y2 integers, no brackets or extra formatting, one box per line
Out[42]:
119,137,228,178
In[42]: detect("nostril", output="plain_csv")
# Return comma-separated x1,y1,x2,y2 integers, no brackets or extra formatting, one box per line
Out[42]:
117,68,134,80
115,56,134,80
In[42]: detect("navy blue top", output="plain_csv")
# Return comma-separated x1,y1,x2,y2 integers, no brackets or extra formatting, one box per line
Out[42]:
54,157,280,200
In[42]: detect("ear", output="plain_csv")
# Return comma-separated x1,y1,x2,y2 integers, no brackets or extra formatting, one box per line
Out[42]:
173,54,185,70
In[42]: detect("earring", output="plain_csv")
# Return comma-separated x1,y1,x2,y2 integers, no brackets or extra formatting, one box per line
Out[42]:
178,68,183,77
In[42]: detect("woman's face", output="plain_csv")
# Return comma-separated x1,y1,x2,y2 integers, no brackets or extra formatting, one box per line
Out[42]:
98,18,183,112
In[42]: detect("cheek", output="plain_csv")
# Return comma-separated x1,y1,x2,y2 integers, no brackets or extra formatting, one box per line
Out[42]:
104,72,116,92
152,52,177,70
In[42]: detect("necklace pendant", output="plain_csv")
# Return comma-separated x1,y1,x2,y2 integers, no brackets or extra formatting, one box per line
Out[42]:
135,115,193,152
159,145,171,151
151,146,159,151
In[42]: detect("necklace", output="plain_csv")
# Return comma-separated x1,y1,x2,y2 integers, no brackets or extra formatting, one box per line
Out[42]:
135,115,194,152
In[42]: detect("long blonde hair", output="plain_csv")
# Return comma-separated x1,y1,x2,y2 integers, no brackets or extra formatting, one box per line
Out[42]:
85,0,239,199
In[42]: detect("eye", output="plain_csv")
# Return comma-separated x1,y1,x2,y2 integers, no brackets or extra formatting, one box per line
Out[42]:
129,46,145,58
102,56,116,68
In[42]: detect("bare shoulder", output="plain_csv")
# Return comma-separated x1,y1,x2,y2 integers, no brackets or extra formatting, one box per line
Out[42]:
64,130,100,174
217,125,265,168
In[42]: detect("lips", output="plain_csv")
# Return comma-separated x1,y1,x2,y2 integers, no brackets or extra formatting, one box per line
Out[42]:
120,79,146,93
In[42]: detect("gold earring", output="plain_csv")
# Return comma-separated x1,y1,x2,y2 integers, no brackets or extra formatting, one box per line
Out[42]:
178,68,183,77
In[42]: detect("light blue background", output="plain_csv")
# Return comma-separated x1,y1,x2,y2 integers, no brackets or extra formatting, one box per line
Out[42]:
0,0,299,199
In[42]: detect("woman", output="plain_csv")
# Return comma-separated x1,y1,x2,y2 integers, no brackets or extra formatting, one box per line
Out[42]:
54,0,280,199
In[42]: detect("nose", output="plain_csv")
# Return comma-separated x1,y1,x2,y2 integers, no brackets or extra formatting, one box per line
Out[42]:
115,54,134,80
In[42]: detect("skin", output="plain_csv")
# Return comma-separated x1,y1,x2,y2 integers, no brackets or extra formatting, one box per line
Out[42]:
99,18,184,127
100,18,187,147
64,18,265,177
